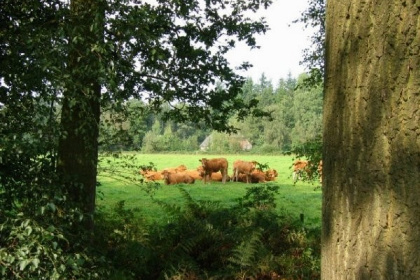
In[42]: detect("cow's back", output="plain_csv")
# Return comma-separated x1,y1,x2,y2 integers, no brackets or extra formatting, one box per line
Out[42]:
202,158,228,172
210,158,228,171
164,171,194,184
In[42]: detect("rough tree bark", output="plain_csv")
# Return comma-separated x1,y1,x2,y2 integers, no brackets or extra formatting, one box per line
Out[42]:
57,0,104,229
323,1,420,279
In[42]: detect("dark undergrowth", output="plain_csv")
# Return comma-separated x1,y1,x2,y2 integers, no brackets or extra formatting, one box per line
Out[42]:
94,184,321,279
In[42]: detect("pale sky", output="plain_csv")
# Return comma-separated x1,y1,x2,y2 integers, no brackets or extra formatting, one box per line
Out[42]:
226,0,312,83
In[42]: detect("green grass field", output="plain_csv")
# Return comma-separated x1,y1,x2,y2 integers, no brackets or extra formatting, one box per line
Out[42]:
96,153,322,227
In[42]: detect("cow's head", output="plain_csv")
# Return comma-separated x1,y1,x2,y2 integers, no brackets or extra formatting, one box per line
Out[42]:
176,164,187,172
161,170,170,179
199,158,208,167
197,165,205,176
265,169,278,180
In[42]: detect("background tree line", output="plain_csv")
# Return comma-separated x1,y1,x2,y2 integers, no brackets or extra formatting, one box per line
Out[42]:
100,73,323,154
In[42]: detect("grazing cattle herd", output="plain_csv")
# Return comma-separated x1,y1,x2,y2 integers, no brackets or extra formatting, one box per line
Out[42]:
139,157,322,185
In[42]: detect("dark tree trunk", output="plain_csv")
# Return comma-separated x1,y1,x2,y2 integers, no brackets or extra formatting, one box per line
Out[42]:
57,0,104,230
322,1,420,279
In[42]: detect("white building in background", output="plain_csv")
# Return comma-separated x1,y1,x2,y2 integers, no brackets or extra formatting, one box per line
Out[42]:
199,134,252,151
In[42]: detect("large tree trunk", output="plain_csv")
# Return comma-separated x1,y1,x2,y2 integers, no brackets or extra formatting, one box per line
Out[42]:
57,0,104,229
323,1,420,279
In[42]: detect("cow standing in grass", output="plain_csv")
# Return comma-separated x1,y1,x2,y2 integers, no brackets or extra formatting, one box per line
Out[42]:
317,160,323,184
232,160,258,183
199,158,228,184
292,160,310,184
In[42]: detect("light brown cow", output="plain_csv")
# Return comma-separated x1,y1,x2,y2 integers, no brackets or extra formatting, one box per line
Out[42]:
143,171,163,181
196,166,231,182
249,170,266,183
293,159,319,184
210,171,231,182
318,160,323,183
265,169,278,181
139,167,154,176
140,164,187,181
161,170,195,185
232,160,258,183
162,164,187,173
184,168,203,180
139,167,163,181
199,158,229,183
292,160,309,183
236,168,278,183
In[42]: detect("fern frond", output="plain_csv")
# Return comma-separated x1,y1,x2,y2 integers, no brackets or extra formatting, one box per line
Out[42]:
229,229,263,269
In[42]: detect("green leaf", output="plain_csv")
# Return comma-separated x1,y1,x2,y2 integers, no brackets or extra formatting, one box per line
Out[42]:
32,258,40,269
47,203,56,212
19,260,29,271
25,226,33,236
22,219,30,227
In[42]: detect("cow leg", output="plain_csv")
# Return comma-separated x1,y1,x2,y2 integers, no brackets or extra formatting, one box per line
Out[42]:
206,172,212,184
293,171,298,184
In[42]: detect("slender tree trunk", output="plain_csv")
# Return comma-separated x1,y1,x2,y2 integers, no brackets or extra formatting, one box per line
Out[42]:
57,0,104,230
322,1,420,279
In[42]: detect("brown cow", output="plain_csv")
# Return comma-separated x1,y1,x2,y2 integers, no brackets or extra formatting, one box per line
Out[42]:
162,164,187,173
292,160,309,183
196,166,231,182
184,168,203,180
199,158,228,183
161,170,195,185
139,167,163,181
235,170,265,183
236,168,278,183
232,160,258,183
140,164,187,181
265,169,278,181
318,160,323,183
210,171,231,182
143,171,163,181
292,159,323,184
293,159,323,184
250,170,266,183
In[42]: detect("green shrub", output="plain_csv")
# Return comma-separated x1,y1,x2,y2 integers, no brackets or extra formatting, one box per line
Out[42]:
0,210,111,280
